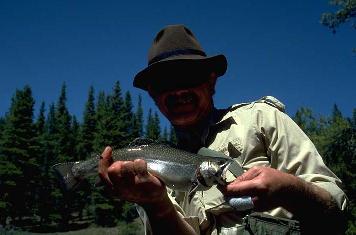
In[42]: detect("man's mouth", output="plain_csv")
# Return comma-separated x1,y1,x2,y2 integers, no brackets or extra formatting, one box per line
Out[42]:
165,91,198,113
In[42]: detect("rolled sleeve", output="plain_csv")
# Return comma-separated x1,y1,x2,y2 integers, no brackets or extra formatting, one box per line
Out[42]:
253,103,347,211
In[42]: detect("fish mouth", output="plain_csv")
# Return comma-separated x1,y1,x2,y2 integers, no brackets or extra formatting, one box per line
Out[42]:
165,91,198,114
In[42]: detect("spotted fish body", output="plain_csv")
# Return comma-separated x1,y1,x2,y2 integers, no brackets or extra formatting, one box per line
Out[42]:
53,138,233,192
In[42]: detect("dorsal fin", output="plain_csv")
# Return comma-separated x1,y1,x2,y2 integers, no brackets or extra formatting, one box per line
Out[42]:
127,137,155,147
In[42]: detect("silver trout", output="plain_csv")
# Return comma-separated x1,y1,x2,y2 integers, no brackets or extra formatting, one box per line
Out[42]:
53,138,253,210
53,138,238,192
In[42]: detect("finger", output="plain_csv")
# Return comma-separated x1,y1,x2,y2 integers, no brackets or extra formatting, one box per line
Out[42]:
108,161,124,180
133,159,148,177
224,180,261,197
121,161,135,178
107,161,127,198
219,167,261,195
233,166,261,183
98,146,113,186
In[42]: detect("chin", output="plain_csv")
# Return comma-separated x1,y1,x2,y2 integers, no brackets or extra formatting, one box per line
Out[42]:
169,114,201,128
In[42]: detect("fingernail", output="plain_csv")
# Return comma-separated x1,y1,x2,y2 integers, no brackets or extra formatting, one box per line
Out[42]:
104,146,111,153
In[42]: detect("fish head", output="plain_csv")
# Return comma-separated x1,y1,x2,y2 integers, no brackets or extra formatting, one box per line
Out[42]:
188,160,231,201
196,160,231,187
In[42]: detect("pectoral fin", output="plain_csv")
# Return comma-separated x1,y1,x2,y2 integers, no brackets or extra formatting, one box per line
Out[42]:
188,179,200,202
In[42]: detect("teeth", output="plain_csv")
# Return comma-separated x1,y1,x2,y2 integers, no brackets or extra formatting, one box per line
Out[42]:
166,92,195,108
178,95,193,104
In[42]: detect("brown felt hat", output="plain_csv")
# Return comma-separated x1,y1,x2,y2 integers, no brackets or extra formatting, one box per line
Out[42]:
133,24,227,91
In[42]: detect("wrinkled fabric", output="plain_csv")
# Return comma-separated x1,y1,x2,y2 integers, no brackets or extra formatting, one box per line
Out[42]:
139,97,347,234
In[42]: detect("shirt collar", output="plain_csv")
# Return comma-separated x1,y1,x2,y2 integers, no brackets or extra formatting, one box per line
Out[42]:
174,107,236,152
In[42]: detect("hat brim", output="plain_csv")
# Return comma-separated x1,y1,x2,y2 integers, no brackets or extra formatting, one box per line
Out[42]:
133,54,227,91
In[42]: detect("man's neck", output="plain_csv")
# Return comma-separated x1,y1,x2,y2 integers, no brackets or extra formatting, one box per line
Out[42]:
173,108,217,153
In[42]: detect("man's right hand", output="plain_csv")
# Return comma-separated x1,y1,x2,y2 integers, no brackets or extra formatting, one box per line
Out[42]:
98,146,199,235
98,146,168,206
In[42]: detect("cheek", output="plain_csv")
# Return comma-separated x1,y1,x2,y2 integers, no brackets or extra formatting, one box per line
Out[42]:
196,89,213,109
153,95,170,116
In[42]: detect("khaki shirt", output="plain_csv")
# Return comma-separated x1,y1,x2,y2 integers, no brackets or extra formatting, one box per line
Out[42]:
139,97,348,235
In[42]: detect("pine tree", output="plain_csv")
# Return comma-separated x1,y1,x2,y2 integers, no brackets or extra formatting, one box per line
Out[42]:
0,117,5,135
122,91,135,146
94,91,111,152
162,126,168,141
332,104,343,123
71,116,80,160
145,109,161,140
294,107,318,134
0,86,38,225
169,125,178,145
145,109,153,139
33,102,48,225
55,83,73,163
153,111,161,139
43,103,62,226
53,84,76,229
132,95,144,138
92,91,120,226
36,102,46,136
109,81,126,148
78,86,96,159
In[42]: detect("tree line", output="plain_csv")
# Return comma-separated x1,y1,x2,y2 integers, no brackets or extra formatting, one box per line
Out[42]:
0,82,176,233
0,82,354,234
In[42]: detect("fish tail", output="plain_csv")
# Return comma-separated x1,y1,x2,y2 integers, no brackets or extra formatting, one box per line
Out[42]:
52,162,81,191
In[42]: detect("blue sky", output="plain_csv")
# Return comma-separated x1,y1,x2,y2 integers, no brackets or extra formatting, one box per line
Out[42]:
0,1,355,129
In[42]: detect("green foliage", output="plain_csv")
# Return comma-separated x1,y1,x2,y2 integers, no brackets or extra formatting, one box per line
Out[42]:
145,109,161,140
132,95,144,138
120,202,139,223
117,220,144,235
321,0,356,32
93,91,111,152
169,125,178,145
109,81,127,148
0,85,39,225
321,0,356,52
78,86,96,160
122,91,135,146
293,105,356,234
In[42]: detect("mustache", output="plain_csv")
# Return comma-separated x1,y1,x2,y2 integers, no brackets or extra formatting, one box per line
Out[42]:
165,91,198,108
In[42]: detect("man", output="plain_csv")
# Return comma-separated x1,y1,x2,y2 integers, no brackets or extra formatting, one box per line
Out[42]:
99,25,347,234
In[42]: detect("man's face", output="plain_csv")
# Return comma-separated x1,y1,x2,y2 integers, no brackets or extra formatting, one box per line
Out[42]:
148,73,217,128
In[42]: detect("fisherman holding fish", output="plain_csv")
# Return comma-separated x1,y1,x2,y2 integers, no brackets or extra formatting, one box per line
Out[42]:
98,25,348,234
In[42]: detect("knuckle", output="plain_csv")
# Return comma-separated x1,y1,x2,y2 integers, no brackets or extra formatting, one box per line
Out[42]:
108,164,121,176
250,166,259,171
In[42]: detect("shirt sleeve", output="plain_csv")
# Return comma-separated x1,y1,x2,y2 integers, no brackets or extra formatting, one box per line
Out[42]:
252,103,348,211
136,188,201,235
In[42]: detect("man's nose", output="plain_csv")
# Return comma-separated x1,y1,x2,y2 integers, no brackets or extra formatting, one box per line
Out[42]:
169,89,190,96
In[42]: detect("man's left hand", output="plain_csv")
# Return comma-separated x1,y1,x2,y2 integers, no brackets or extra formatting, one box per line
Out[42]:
219,166,300,211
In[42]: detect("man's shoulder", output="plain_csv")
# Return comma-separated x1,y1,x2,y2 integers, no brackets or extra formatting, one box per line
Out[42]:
228,96,286,114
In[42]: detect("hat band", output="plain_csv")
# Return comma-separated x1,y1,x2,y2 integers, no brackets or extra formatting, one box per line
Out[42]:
149,48,207,65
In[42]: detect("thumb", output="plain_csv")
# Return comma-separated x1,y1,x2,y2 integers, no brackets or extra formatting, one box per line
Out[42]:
98,146,114,187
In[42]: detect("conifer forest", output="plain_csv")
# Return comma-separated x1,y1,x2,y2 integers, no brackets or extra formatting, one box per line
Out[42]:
0,82,355,234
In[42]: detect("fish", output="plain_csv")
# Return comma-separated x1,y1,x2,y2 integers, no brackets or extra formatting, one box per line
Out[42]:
54,138,236,192
53,138,253,210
